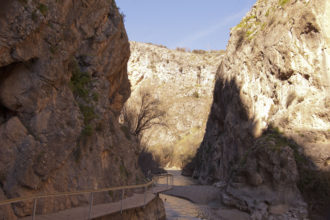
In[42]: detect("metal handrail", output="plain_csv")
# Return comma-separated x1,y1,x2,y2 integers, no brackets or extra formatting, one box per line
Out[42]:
0,173,173,219
0,182,153,206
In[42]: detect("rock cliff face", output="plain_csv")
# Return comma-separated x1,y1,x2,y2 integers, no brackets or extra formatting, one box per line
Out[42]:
189,0,330,219
0,0,146,218
125,42,223,167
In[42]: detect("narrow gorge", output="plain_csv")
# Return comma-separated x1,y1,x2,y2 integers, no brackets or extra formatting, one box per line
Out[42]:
123,42,223,168
0,0,329,219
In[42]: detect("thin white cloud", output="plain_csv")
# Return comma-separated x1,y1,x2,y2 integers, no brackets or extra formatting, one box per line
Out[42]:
174,7,249,48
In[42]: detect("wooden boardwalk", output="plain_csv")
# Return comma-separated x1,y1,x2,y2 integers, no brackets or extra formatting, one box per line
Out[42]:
20,185,171,220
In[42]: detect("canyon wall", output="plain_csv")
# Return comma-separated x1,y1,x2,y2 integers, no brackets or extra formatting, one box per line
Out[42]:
125,42,223,167
188,0,330,219
0,0,148,218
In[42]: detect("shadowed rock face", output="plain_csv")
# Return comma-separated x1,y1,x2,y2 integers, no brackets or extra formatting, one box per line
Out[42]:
188,0,330,219
0,0,145,218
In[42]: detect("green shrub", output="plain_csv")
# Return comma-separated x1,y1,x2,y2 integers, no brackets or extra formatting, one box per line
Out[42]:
265,9,270,17
236,15,256,29
19,0,28,4
82,124,93,137
69,59,99,138
120,163,129,178
193,91,199,98
120,12,126,23
73,147,82,163
92,92,99,102
111,0,118,9
279,0,290,6
245,30,255,39
32,11,38,21
272,126,282,134
108,191,114,198
135,176,141,184
38,3,48,16
69,65,92,100
49,45,57,54
261,22,267,31
78,104,96,125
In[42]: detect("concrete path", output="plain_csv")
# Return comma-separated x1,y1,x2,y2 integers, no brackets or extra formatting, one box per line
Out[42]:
21,185,171,220
162,169,251,220
164,185,221,204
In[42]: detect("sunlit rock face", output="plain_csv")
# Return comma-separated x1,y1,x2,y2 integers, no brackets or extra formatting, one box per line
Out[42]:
0,0,145,218
126,41,223,167
189,0,330,219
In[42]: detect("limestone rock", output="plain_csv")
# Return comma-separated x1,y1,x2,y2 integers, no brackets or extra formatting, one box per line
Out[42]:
0,0,145,217
125,42,223,167
189,0,330,218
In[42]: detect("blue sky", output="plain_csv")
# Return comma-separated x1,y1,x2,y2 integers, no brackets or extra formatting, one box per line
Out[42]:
116,0,256,50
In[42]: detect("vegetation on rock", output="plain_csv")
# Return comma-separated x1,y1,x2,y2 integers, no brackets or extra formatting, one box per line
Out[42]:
69,59,97,139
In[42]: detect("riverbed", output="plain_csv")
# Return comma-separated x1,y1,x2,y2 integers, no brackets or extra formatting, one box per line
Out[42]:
159,170,219,220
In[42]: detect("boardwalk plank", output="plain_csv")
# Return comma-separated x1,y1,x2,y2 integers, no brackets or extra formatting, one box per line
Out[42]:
21,185,170,220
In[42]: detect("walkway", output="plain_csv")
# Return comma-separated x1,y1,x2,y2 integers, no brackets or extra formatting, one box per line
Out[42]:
0,174,173,220
21,185,170,220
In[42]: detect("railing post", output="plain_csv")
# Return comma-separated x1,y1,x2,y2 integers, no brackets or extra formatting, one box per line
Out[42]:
143,186,146,207
152,180,154,194
120,189,124,214
32,198,37,220
88,192,93,220
166,175,168,188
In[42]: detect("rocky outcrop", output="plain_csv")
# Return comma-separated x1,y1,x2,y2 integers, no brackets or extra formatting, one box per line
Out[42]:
0,0,146,218
125,42,223,167
189,0,330,219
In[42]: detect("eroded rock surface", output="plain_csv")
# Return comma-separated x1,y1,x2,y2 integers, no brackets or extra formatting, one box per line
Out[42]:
188,0,330,219
125,42,223,167
0,0,146,218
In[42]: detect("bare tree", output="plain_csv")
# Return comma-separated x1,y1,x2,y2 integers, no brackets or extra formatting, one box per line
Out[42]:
122,89,167,137
121,89,168,176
